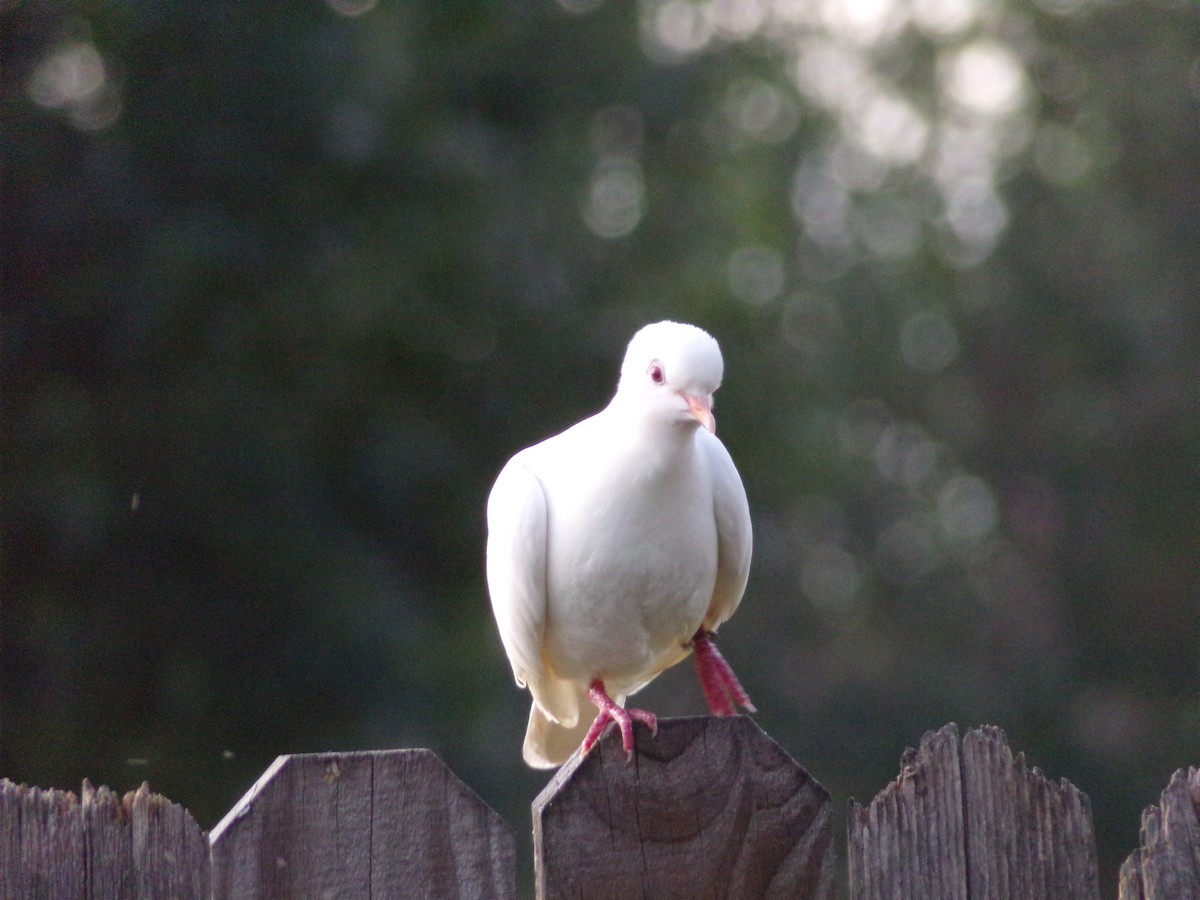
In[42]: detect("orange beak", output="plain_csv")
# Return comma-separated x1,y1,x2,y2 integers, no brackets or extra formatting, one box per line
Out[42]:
683,393,716,434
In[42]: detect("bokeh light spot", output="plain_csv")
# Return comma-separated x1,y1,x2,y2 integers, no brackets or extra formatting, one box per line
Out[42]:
727,245,785,305
791,168,852,249
27,40,121,131
942,41,1028,115
874,421,941,485
709,0,767,39
643,0,714,61
28,41,105,109
725,78,799,144
900,310,960,373
794,38,872,112
819,0,905,47
912,0,979,38
941,178,1009,261
326,0,378,16
937,473,999,545
583,160,645,238
855,92,930,165
800,543,865,614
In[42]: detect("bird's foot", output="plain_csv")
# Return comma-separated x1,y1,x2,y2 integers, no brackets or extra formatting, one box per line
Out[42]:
581,679,658,760
691,629,756,716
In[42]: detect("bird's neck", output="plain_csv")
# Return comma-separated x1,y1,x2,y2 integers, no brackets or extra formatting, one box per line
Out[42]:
603,396,702,473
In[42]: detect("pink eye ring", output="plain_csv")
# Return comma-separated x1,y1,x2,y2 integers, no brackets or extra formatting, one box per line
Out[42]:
648,362,665,385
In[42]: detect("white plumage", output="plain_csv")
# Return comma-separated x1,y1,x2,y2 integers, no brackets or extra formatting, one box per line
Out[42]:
486,321,754,768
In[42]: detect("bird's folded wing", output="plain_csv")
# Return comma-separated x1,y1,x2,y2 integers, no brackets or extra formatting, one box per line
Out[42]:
485,456,549,692
702,434,753,630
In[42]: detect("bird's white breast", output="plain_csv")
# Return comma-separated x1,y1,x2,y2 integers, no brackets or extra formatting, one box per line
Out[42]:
524,413,718,694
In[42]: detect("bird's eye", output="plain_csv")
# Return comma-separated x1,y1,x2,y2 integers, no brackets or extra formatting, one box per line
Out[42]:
648,362,665,385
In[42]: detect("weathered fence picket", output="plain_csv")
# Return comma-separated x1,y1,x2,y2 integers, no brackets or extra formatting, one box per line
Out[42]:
1118,766,1200,899
0,779,209,898
848,723,1100,899
0,721,1195,899
208,749,514,899
533,715,835,899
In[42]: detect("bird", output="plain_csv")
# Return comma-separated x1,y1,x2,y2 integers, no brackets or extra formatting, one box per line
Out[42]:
486,320,755,768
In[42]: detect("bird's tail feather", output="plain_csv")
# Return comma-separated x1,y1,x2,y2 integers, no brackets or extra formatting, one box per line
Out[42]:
527,671,583,729
522,683,627,768
523,702,592,768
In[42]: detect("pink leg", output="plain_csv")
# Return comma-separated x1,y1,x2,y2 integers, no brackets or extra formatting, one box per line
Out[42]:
692,629,756,716
581,680,658,760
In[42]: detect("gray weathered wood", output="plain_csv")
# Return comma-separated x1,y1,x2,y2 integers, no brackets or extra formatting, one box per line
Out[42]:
82,781,135,897
533,715,835,900
130,781,212,898
848,723,967,899
7,728,1200,897
0,777,208,899
962,725,1100,899
1118,767,1200,899
209,748,515,899
0,780,85,898
849,723,1100,900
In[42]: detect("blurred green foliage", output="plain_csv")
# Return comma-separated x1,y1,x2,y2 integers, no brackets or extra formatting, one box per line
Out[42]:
2,0,1196,891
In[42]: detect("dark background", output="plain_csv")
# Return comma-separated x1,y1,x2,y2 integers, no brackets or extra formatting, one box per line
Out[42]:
3,0,1196,893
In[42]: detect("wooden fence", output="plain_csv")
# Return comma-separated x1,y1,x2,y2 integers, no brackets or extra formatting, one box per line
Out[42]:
1,718,1196,898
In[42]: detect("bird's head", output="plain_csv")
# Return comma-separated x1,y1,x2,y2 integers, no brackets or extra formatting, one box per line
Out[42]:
615,321,724,434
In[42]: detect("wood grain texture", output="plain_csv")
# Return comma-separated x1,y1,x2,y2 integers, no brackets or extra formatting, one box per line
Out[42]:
0,777,207,899
848,723,1100,900
130,781,212,898
81,781,135,898
208,748,515,899
1118,767,1200,900
962,725,1099,899
848,723,967,899
532,715,834,900
0,780,85,898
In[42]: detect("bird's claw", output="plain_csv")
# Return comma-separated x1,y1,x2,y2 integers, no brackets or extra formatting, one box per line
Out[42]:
582,680,657,760
692,629,756,716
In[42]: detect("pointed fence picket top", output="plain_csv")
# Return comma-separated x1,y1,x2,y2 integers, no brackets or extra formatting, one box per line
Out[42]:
208,748,515,899
0,778,209,898
532,715,836,900
847,723,967,898
1118,766,1200,899
961,725,1100,898
848,723,1101,900
4,724,1199,896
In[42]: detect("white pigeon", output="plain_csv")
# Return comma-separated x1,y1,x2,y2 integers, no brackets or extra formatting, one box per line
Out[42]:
486,320,755,768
